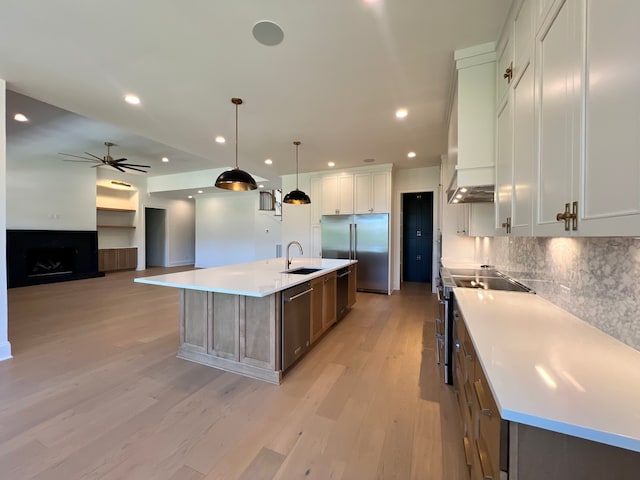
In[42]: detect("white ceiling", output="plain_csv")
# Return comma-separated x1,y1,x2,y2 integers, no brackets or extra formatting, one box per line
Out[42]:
0,0,512,191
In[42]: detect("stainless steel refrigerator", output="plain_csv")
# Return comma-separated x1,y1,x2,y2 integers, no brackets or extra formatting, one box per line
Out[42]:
321,213,389,294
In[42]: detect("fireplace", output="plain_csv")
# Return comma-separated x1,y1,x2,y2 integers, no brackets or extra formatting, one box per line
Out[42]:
27,247,75,277
7,230,104,288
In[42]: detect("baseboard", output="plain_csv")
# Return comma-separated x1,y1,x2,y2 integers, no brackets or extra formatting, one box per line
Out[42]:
0,340,13,361
168,260,195,267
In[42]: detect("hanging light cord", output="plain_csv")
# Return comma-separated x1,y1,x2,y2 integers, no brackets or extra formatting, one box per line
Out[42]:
294,141,301,189
235,101,239,169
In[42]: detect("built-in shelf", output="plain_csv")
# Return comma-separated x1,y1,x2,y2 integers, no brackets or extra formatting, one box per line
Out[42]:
96,207,136,213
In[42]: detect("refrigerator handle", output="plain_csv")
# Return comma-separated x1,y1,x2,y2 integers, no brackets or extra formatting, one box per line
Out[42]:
349,224,353,260
353,223,357,260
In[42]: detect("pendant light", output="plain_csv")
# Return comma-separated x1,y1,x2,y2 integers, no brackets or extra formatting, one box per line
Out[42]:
215,98,258,191
283,141,311,204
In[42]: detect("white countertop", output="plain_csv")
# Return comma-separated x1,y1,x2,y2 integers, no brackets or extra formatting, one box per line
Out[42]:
134,258,356,297
453,288,640,453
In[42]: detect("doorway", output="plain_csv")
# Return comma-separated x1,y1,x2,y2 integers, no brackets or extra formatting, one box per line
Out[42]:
145,207,167,267
402,192,433,283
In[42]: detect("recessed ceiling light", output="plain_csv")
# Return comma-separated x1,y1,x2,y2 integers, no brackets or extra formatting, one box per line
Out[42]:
124,94,141,105
215,136,226,143
162,157,169,163
460,187,468,193
188,195,193,199
14,113,28,122
264,158,273,165
395,108,408,119
456,194,463,199
197,190,204,194
407,151,416,158
328,162,335,167
259,184,265,188
453,199,459,204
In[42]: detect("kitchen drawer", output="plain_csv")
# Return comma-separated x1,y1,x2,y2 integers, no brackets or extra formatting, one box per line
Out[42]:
473,365,502,479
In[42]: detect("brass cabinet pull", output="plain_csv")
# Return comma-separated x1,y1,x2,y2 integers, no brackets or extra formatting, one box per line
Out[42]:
556,202,578,231
504,62,513,83
476,438,495,480
474,379,493,417
501,217,512,234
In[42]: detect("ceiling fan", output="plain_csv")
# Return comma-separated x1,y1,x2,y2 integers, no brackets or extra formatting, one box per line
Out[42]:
59,142,150,173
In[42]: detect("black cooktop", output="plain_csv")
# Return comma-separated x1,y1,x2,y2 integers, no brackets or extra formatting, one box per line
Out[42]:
442,267,534,293
453,276,533,292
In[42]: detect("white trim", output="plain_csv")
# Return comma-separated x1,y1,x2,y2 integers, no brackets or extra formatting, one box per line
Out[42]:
0,341,12,361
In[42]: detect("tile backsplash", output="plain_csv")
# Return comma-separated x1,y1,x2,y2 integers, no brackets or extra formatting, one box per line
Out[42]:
487,237,640,351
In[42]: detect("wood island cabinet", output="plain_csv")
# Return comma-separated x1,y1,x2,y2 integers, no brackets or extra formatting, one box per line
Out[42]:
310,271,337,343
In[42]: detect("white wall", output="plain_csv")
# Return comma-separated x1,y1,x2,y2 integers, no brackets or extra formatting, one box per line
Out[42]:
0,80,11,361
281,173,312,259
7,156,96,230
195,191,282,267
142,196,195,267
392,166,441,291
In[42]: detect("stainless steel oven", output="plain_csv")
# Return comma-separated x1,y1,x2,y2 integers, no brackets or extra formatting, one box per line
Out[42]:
435,274,454,384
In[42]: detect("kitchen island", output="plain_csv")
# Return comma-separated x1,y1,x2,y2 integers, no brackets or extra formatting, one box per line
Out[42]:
134,258,356,384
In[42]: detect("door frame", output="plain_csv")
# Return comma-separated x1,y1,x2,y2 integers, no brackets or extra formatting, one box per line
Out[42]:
143,206,169,268
393,186,439,293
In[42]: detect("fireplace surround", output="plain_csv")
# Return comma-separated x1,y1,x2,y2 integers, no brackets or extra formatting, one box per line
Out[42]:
7,230,104,288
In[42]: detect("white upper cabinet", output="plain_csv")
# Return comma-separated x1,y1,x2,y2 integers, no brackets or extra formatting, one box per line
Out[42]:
355,171,390,214
534,0,581,236
533,0,640,236
494,0,535,236
310,175,323,225
495,96,513,235
511,60,535,235
576,0,640,235
321,174,354,215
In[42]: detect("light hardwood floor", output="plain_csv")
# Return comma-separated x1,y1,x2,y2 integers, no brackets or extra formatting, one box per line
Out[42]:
1,267,466,480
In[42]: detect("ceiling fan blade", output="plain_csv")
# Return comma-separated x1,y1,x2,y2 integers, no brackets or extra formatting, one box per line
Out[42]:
113,157,128,163
84,152,104,161
62,159,100,163
111,164,126,173
120,165,149,173
119,163,150,168
59,152,96,161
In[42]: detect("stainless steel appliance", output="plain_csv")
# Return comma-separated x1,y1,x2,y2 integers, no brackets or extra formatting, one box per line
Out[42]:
282,281,313,371
336,267,350,321
321,213,389,294
436,266,534,384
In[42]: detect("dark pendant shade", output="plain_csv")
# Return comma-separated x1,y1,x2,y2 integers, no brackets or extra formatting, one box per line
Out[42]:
283,140,311,204
215,168,258,191
283,188,311,204
215,97,257,191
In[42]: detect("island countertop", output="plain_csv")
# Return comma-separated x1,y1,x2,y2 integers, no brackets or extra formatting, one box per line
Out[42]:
134,257,356,297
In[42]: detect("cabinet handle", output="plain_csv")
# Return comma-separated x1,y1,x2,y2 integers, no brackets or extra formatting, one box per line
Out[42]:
462,436,473,467
504,62,513,83
500,217,511,234
474,379,493,417
476,438,495,480
556,203,577,231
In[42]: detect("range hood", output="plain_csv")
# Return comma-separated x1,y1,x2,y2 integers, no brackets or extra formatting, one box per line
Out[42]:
446,42,496,204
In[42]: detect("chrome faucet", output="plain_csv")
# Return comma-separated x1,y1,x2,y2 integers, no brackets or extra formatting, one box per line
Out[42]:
286,241,303,270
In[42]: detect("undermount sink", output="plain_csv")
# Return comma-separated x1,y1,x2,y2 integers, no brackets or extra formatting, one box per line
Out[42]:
283,267,324,275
